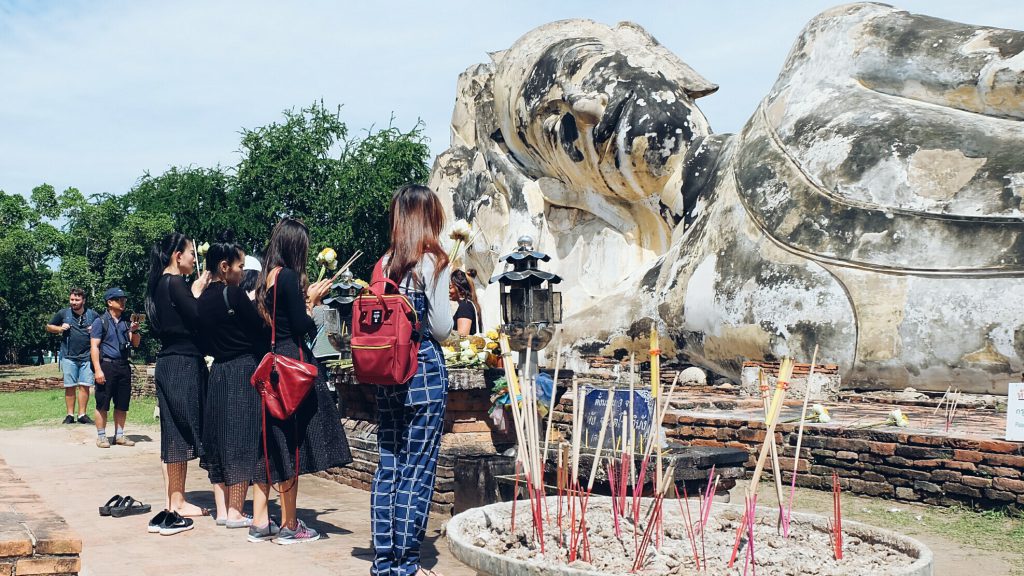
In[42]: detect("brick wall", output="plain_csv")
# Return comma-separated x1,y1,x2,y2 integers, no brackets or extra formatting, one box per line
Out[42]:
325,374,518,515
130,365,156,399
666,413,1024,508
0,457,81,575
0,378,63,393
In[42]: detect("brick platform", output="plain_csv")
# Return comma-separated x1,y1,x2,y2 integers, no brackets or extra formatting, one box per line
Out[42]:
0,456,81,575
325,369,521,515
603,387,1024,509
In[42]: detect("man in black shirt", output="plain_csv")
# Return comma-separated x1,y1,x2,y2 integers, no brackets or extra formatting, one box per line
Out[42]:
90,287,141,448
46,288,100,424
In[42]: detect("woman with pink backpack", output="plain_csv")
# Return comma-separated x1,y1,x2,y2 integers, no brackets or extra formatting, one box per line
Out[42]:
366,184,453,576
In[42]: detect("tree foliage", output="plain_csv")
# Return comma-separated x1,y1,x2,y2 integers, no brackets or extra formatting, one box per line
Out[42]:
0,102,430,362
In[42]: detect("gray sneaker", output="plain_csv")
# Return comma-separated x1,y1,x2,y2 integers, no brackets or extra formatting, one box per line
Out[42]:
226,515,254,529
275,520,319,545
247,520,280,543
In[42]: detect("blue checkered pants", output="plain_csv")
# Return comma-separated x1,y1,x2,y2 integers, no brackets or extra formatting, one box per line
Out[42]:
371,292,449,576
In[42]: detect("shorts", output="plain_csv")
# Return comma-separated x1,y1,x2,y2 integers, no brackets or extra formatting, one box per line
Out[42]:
95,360,132,412
60,358,94,388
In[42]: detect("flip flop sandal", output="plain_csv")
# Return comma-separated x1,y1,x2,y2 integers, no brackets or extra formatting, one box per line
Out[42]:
110,496,152,518
99,495,123,516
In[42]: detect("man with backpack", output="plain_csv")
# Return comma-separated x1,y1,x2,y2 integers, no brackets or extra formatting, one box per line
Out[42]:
90,287,141,448
46,287,100,424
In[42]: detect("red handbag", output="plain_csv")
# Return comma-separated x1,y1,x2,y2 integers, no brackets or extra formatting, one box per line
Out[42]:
250,267,317,488
250,267,318,419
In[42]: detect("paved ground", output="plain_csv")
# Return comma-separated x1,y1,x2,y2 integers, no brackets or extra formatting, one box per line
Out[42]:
0,425,475,576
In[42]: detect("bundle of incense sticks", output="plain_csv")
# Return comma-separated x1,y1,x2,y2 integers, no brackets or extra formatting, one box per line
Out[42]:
784,345,819,537
757,369,786,532
498,334,546,551
731,357,794,568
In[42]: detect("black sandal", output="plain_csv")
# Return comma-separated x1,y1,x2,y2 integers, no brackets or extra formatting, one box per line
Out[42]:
110,496,152,518
99,495,123,516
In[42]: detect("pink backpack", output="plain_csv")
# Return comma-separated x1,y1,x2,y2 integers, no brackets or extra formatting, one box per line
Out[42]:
350,259,421,385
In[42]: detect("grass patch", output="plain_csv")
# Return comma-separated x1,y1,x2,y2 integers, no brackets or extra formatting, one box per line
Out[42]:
0,363,62,383
0,389,158,429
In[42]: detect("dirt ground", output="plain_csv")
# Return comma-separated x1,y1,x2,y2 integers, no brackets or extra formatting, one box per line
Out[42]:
1,424,1021,575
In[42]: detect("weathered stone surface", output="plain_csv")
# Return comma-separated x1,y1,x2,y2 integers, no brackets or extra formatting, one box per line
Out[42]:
431,4,1024,393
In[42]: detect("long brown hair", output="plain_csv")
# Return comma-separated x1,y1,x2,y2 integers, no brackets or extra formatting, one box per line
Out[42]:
386,184,449,286
256,218,310,325
451,268,481,321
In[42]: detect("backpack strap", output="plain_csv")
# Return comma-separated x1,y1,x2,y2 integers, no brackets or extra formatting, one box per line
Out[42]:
370,257,403,296
222,286,235,317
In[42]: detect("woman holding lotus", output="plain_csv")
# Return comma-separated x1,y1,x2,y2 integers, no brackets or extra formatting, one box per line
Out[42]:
253,218,351,544
371,184,453,576
144,232,215,535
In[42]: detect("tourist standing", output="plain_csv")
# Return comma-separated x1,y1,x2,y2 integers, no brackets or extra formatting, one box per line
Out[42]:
253,218,351,544
47,288,99,424
89,287,140,447
371,184,453,576
143,233,214,536
449,269,480,337
197,234,270,536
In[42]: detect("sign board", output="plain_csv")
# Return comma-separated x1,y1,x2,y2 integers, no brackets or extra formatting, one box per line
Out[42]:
580,386,656,451
1007,383,1024,442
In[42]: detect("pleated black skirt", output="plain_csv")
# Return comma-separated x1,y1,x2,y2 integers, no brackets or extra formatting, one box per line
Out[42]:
200,353,262,485
260,339,351,484
155,354,207,464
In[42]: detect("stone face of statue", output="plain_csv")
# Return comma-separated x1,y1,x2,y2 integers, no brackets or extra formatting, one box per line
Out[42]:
430,4,1024,393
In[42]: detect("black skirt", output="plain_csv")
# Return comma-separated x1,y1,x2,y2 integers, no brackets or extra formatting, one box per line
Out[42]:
260,339,351,484
155,354,208,464
200,354,262,485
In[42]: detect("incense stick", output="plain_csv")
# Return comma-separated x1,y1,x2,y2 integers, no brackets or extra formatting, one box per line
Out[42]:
784,345,819,537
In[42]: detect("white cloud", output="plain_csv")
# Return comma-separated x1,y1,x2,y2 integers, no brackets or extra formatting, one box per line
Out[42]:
0,0,1021,198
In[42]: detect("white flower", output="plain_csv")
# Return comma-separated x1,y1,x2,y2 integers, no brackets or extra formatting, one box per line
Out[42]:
198,242,210,257
459,339,472,350
449,219,472,242
887,408,909,427
317,248,337,267
460,350,476,363
818,412,832,423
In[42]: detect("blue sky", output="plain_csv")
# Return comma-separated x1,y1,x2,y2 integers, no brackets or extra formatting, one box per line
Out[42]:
1,0,1021,199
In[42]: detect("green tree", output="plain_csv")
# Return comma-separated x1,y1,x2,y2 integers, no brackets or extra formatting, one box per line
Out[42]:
235,102,430,278
0,188,64,362
127,166,234,245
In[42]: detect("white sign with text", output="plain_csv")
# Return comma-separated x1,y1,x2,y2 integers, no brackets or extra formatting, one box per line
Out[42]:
1006,383,1024,442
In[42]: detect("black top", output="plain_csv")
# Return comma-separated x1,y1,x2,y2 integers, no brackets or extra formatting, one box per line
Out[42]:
197,282,267,361
263,267,316,348
49,307,100,361
152,274,202,357
453,299,478,335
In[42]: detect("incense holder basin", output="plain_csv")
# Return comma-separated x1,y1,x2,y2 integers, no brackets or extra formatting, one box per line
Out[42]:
447,497,933,575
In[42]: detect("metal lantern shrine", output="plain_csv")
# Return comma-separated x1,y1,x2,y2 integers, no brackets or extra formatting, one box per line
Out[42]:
490,235,563,352
321,269,362,358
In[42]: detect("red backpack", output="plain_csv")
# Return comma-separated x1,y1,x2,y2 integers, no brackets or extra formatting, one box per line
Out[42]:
350,259,421,385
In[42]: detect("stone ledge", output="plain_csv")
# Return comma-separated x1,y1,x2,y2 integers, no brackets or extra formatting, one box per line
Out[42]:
0,457,81,575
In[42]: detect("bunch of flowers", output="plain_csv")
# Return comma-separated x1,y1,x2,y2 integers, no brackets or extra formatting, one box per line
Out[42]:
786,403,832,424
858,407,910,429
316,247,338,281
886,408,910,427
446,219,479,265
197,241,210,273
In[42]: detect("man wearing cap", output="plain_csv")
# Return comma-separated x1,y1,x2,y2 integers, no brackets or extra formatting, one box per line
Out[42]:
46,287,100,424
90,287,141,448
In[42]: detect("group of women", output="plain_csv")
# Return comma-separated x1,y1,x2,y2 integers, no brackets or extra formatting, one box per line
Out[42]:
143,184,468,576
